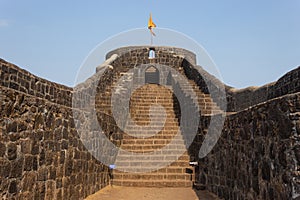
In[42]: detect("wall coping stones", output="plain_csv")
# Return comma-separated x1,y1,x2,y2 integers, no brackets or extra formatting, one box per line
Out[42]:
106,46,197,65
0,58,73,107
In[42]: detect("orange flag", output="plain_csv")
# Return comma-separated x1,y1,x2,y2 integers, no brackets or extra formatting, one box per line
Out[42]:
148,13,156,36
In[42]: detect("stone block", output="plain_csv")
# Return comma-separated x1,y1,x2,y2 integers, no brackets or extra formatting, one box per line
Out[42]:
7,142,17,160
8,180,17,194
0,142,6,157
6,121,18,133
10,158,23,178
45,180,56,200
31,141,39,155
35,181,46,200
20,139,32,154
19,191,34,199
0,159,11,178
22,171,37,191
24,155,34,171
37,166,48,181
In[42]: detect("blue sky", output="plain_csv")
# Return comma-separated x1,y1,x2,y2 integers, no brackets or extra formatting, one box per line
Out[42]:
0,0,299,88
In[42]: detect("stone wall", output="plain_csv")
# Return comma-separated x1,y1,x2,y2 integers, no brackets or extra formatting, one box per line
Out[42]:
0,59,116,199
181,59,228,111
1,45,300,200
0,59,72,107
194,93,300,199
105,47,300,199
106,46,196,65
108,47,186,74
226,66,300,112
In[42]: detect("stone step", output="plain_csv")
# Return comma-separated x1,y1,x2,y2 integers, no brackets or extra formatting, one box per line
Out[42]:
130,97,175,100
96,108,179,115
113,165,193,174
117,149,188,154
131,113,179,117
120,144,186,151
126,121,179,126
113,166,192,175
130,95,174,98
122,135,181,140
130,111,179,116
130,98,175,101
130,98,176,101
128,104,219,111
130,102,176,105
114,154,190,161
123,130,180,135
124,130,182,135
122,130,180,135
129,104,177,108
115,159,189,167
129,111,179,115
129,115,179,119
132,88,173,92
124,125,180,130
113,173,192,181
124,124,179,128
116,149,188,155
112,179,193,187
131,91,173,95
114,160,190,167
128,118,181,123
121,139,186,145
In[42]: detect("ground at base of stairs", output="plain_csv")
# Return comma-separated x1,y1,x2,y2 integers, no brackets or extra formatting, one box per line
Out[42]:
85,186,219,200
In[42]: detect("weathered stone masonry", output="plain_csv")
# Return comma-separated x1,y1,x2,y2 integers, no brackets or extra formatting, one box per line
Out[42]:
194,93,300,199
100,46,300,199
0,59,117,199
226,66,300,112
0,45,300,200
187,65,300,199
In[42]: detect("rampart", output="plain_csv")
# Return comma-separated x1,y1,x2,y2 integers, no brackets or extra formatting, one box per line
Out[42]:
0,59,115,199
226,67,300,112
0,46,299,199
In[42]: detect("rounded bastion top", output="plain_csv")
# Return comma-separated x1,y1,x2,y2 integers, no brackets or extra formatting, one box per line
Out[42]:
106,46,197,65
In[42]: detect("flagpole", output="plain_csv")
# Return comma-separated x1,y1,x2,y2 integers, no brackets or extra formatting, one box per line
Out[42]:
150,31,153,46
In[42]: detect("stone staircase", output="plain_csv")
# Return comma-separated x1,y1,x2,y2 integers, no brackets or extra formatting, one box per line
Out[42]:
95,67,226,188
113,84,194,187
187,80,223,116
175,77,223,116
96,71,133,116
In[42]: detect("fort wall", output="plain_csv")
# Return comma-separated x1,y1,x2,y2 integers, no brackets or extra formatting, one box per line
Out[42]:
0,59,115,199
226,66,300,112
192,93,300,199
0,46,299,199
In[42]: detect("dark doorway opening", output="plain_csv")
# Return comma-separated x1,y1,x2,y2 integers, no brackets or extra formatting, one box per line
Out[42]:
145,66,159,84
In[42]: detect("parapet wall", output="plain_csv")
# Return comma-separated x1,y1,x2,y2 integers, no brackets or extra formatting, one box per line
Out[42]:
0,59,115,199
0,59,72,107
0,46,299,200
227,66,300,112
106,46,196,65
107,46,187,72
194,93,300,199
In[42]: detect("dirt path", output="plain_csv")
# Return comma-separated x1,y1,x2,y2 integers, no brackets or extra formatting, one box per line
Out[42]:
85,186,219,200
